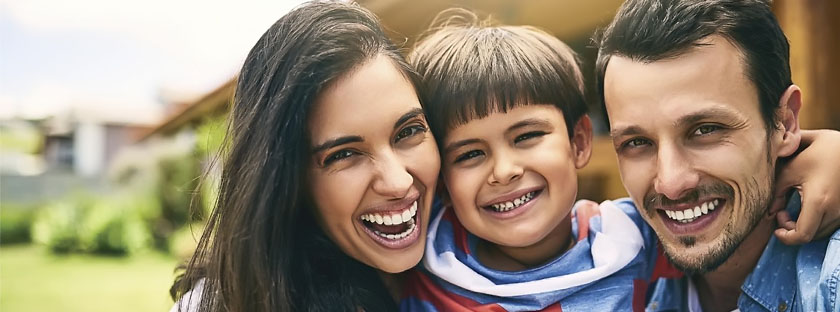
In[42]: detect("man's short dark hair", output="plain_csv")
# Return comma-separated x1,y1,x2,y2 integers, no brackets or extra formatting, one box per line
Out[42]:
595,0,792,131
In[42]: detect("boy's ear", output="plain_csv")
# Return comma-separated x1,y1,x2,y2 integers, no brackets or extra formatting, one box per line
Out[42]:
435,174,452,207
775,85,803,158
571,115,593,169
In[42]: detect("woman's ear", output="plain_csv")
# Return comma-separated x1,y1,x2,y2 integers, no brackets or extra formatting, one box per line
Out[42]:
571,115,594,169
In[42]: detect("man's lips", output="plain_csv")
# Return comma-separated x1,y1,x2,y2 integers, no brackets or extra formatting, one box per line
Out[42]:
660,198,722,223
657,198,727,235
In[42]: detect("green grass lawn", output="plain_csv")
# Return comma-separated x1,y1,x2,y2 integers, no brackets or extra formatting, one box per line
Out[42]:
1,245,180,312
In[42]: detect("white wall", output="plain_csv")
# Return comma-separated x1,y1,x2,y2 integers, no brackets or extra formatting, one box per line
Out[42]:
74,122,105,177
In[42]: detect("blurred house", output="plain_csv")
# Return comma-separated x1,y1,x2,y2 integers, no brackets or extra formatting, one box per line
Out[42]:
138,0,840,202
1,104,161,204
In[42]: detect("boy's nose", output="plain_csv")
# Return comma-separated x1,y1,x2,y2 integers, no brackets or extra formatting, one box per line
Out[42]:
488,150,523,185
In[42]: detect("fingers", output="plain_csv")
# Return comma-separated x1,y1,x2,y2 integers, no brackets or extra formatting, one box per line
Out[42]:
775,210,795,230
774,193,824,245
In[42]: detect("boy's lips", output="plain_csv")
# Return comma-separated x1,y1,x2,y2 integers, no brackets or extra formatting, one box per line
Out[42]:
480,186,544,207
480,187,544,219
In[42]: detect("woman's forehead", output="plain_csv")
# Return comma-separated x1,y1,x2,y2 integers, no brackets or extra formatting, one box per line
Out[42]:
308,56,421,141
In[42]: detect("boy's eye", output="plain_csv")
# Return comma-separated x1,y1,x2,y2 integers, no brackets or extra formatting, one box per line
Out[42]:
692,124,721,136
324,149,357,166
395,124,427,143
514,131,546,144
454,150,484,163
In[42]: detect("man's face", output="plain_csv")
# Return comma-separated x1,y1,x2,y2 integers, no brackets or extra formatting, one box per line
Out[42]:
603,36,788,273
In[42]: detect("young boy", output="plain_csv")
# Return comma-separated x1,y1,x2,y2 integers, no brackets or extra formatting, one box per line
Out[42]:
400,12,666,311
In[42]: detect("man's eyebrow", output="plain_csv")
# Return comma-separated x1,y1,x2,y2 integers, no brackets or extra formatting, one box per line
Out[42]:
444,138,481,155
674,107,743,128
311,135,363,154
394,108,425,130
610,125,645,138
506,118,552,133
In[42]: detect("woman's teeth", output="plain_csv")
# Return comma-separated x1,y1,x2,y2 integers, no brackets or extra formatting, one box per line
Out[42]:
374,218,416,240
665,199,720,223
489,191,536,212
359,201,418,240
360,201,417,226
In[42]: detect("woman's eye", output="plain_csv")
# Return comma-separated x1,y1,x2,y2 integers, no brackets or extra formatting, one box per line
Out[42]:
514,131,546,144
693,124,721,136
395,125,427,143
454,150,484,163
324,150,356,166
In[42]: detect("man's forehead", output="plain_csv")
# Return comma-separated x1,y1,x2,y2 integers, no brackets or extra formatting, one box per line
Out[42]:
604,36,759,130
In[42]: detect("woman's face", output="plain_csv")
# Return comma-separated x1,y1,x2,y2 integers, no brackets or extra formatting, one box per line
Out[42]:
307,55,440,273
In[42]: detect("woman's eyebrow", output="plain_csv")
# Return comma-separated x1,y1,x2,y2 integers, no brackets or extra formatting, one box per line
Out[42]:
312,135,364,154
393,108,425,130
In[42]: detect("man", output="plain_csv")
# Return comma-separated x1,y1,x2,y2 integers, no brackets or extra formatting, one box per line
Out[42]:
596,0,840,311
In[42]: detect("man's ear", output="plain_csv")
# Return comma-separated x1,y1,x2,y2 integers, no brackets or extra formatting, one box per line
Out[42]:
571,115,594,169
775,85,803,158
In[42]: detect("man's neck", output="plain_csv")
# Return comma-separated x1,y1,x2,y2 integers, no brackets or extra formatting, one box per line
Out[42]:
476,215,574,271
694,213,776,311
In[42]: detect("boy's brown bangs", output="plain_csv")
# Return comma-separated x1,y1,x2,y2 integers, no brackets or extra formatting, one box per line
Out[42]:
412,22,587,145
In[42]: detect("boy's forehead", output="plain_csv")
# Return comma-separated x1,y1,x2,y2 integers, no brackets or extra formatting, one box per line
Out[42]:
443,104,567,141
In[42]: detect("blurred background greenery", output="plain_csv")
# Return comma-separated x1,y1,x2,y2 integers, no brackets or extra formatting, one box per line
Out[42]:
0,114,224,311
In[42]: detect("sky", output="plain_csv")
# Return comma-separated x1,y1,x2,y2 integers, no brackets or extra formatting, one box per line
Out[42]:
0,0,307,123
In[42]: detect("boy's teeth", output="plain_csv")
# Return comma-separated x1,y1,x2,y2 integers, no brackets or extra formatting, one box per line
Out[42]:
664,199,720,223
360,201,418,226
490,191,536,212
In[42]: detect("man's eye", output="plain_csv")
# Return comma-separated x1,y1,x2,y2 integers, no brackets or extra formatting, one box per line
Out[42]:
624,138,650,148
395,125,427,142
514,131,546,144
324,150,356,166
454,150,484,163
693,124,721,136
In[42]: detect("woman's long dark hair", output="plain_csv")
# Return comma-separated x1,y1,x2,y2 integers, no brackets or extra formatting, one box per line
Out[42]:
171,2,420,311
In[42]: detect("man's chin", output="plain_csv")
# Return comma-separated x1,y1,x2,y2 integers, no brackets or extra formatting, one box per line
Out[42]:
660,235,740,275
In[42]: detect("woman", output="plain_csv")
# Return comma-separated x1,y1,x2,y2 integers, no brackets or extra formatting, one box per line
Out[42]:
170,2,439,311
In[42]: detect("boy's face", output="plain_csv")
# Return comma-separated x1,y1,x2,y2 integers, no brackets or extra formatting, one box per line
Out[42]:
441,105,591,248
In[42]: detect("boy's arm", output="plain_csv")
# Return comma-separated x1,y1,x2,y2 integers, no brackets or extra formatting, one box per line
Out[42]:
772,129,840,245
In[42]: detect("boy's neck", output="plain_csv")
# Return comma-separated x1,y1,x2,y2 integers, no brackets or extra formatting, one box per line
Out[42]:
476,214,574,271
694,213,775,311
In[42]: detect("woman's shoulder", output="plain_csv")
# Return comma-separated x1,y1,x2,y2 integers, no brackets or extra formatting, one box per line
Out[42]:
170,279,206,312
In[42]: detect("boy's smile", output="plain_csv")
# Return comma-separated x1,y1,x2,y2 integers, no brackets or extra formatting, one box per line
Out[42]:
441,105,592,265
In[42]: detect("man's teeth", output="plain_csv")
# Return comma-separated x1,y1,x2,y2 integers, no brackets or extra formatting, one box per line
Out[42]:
359,201,417,226
665,199,720,223
490,191,536,212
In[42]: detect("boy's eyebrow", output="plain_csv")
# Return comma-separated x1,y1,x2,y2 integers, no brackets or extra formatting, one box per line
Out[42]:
444,138,482,155
506,118,552,133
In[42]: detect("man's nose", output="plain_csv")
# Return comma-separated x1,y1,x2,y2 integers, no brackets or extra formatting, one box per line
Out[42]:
653,144,699,200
